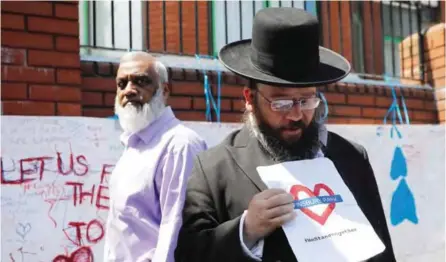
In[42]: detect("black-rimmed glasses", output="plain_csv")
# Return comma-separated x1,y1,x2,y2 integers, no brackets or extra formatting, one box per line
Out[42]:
256,90,321,112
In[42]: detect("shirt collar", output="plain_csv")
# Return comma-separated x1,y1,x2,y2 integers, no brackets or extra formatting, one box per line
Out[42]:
120,106,177,147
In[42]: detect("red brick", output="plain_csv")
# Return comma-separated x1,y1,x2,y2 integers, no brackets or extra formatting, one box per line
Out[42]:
216,85,243,98
29,85,81,102
192,97,231,111
425,26,445,49
55,3,78,20
81,61,95,75
57,69,82,85
171,81,204,96
1,13,24,30
103,93,116,106
220,112,242,123
425,46,445,61
174,111,206,121
323,93,345,104
413,111,437,122
436,100,445,111
232,99,245,112
326,117,348,124
1,1,53,16
2,65,55,83
83,108,114,117
83,77,116,92
168,96,192,110
2,101,55,115
56,36,79,52
405,98,425,110
82,92,104,106
375,96,393,107
170,68,185,80
1,47,25,65
28,50,80,68
439,110,445,122
331,106,362,117
96,62,113,76
362,108,390,118
2,83,27,99
424,101,437,110
2,31,53,49
347,118,376,124
347,95,375,106
57,103,81,116
435,88,445,100
28,17,78,36
428,56,446,70
433,77,445,88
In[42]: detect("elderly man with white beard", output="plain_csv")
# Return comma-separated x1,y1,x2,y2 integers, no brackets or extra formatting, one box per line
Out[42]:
103,51,207,262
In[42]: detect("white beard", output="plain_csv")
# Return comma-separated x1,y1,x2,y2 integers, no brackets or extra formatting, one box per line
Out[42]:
114,88,166,134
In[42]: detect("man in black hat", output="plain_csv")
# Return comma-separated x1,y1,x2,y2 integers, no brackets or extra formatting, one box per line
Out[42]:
175,7,396,262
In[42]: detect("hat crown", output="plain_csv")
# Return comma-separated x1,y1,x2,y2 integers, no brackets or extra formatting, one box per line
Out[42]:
218,7,350,87
252,8,319,54
250,8,321,81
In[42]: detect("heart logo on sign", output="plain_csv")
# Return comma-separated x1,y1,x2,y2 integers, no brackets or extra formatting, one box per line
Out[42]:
52,247,93,262
290,183,336,225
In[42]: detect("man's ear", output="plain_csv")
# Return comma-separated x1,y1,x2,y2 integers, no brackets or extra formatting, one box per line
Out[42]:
243,87,254,112
162,83,170,98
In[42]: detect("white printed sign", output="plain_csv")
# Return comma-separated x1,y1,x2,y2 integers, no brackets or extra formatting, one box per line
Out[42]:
0,116,444,262
257,158,385,262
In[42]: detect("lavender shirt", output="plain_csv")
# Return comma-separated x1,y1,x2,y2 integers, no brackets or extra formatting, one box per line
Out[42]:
104,107,207,262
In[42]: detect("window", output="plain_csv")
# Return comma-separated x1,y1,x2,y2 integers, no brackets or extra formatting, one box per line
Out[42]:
79,0,146,60
211,0,309,57
381,0,439,78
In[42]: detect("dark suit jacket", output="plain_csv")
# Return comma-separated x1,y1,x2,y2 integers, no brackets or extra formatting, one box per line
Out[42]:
175,127,396,262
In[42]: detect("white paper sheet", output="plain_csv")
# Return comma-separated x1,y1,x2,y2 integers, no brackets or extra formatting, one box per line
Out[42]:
257,158,386,262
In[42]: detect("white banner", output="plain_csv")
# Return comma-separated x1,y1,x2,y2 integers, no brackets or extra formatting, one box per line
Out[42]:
1,116,444,262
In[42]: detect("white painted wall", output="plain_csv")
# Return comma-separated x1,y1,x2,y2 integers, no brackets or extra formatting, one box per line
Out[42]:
1,116,444,262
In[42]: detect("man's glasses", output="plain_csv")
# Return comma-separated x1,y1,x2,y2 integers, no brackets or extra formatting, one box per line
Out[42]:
256,90,321,112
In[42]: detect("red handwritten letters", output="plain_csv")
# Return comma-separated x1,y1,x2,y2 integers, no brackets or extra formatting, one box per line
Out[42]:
63,219,105,246
1,148,115,260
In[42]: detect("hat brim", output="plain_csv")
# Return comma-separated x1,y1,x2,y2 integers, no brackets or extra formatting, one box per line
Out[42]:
218,39,351,87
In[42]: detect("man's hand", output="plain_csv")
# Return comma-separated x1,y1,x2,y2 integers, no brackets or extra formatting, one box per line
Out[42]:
243,188,296,248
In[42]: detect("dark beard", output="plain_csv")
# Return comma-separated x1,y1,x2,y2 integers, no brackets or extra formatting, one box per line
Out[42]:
246,110,322,162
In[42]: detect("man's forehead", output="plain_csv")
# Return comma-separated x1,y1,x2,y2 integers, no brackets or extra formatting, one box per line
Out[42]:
258,83,316,96
117,61,154,77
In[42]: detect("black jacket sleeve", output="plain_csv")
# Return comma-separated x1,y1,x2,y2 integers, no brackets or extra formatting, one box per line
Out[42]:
174,156,258,262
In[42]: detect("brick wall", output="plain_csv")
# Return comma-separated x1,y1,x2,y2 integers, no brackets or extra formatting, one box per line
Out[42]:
81,61,438,124
320,1,384,76
0,1,442,125
1,1,82,116
399,23,445,123
147,1,210,55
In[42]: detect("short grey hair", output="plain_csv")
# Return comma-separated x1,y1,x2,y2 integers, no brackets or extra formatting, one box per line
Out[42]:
154,60,168,86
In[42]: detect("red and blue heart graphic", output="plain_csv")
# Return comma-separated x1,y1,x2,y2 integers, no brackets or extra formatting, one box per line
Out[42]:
290,183,339,225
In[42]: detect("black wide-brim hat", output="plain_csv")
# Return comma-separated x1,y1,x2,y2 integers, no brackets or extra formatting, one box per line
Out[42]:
219,7,351,87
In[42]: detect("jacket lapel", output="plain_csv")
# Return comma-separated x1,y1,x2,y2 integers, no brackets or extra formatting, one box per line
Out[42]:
226,127,276,192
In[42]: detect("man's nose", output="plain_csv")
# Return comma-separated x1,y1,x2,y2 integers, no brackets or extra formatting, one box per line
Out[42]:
122,82,138,96
285,104,303,122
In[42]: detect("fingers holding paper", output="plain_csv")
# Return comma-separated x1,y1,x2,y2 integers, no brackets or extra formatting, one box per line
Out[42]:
243,188,297,246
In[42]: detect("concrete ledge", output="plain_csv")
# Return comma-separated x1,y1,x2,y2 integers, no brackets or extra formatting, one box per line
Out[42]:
81,52,433,91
